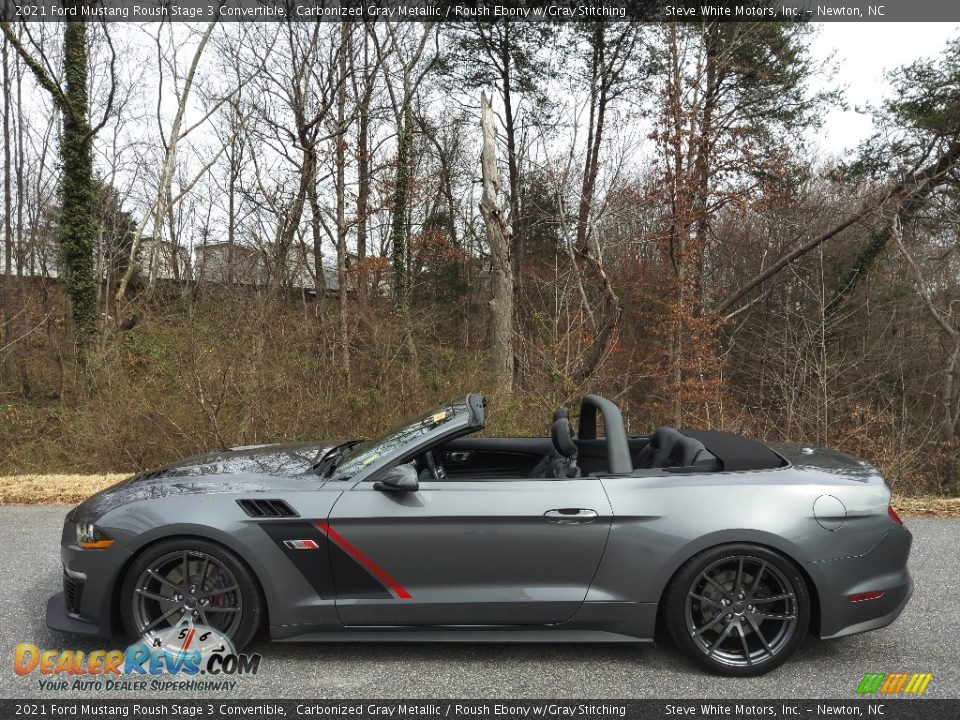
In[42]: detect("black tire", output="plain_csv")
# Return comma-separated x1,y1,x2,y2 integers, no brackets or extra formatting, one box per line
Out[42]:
121,537,264,651
664,543,810,677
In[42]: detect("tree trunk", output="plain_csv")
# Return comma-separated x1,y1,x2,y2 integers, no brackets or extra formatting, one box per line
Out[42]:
570,25,622,386
390,93,414,311
480,93,514,395
356,38,371,267
227,140,238,286
307,183,327,296
356,94,370,262
3,37,12,342
60,14,98,347
498,28,523,299
14,42,29,394
576,25,604,254
335,21,351,378
689,23,720,313
665,23,687,424
2,15,99,350
940,342,960,439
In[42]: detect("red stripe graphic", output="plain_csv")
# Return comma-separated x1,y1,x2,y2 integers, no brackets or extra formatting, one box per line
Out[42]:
314,521,412,599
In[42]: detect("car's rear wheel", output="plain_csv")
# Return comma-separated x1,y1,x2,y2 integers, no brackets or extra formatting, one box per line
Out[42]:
121,538,263,651
664,544,810,676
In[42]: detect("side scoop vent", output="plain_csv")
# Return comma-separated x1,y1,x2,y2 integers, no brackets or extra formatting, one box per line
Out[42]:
236,499,299,518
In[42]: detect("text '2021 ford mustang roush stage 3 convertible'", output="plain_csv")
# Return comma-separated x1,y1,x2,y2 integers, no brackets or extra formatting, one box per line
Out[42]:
47,393,912,676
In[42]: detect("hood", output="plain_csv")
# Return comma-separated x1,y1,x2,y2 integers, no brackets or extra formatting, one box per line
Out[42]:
130,441,335,482
769,442,885,483
68,441,338,523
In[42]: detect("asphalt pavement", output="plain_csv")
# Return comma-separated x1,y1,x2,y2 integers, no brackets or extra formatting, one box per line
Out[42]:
1,506,958,700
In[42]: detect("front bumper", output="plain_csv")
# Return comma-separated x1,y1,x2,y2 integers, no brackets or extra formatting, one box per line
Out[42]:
46,592,106,636
812,523,914,639
45,519,132,639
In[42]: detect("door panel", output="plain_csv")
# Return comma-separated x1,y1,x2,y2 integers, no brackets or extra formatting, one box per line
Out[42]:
441,449,543,478
328,478,612,626
440,437,554,478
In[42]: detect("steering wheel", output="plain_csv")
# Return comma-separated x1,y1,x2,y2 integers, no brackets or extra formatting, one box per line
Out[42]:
424,450,448,481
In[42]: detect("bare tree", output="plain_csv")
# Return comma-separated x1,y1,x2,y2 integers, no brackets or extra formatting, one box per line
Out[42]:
373,23,437,311
717,140,960,317
2,35,11,334
892,214,960,438
116,19,222,304
480,92,514,395
2,13,116,349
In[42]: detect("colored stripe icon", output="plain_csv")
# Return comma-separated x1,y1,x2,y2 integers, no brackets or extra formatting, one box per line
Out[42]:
857,673,933,695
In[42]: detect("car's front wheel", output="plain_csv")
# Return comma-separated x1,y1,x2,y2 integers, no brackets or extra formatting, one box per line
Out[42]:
120,538,264,651
664,544,810,676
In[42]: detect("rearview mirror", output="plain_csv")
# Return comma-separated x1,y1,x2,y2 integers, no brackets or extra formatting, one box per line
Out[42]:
373,463,419,493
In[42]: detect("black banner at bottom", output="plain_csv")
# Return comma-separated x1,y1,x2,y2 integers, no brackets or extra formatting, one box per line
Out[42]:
2,699,959,720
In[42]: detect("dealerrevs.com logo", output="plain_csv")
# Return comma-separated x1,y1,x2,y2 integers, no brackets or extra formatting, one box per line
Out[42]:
13,622,261,692
856,672,934,695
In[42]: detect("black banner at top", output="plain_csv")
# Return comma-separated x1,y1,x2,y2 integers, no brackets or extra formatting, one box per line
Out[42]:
0,0,955,23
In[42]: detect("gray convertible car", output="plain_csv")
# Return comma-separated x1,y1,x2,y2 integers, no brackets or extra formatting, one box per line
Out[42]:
48,393,912,676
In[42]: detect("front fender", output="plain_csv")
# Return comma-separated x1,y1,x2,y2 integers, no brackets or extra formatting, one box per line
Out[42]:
119,521,285,622
97,490,344,633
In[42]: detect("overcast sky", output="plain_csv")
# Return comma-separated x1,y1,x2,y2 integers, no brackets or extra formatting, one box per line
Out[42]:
809,22,960,158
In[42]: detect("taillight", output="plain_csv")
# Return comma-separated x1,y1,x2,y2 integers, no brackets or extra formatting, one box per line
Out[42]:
848,591,885,603
888,505,904,526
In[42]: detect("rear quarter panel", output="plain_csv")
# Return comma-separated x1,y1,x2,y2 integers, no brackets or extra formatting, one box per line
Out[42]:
593,463,893,606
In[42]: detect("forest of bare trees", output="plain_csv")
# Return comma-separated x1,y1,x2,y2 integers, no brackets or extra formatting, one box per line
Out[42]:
2,18,960,496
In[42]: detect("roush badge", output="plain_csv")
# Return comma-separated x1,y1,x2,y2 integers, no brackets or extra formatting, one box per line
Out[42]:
283,539,319,550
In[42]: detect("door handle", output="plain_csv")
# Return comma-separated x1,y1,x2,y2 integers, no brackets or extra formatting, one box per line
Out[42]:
446,451,471,463
543,508,598,524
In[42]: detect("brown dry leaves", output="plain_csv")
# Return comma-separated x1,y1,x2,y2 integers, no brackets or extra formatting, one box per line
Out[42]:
0,474,128,505
892,495,960,518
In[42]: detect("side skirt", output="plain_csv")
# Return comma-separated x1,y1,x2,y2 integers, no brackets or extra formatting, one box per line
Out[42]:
275,628,653,644
269,601,658,643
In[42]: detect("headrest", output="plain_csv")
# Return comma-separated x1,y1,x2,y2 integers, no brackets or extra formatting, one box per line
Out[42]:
670,436,707,467
551,418,578,458
650,426,681,449
552,407,569,422
649,426,683,467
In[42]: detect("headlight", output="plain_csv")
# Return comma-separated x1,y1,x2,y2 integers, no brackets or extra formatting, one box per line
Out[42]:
75,523,114,549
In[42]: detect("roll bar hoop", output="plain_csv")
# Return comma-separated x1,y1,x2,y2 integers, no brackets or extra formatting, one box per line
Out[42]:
577,394,632,474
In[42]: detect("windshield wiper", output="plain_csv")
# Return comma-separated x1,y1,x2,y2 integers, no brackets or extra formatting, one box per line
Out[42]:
312,440,362,478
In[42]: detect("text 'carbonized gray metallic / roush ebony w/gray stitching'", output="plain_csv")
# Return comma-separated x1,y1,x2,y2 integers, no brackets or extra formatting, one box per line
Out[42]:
47,393,912,677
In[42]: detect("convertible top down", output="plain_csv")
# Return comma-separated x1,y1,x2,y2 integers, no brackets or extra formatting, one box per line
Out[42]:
48,393,912,676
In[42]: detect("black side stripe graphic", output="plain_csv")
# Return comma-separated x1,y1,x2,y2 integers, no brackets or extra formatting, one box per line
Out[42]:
259,521,391,600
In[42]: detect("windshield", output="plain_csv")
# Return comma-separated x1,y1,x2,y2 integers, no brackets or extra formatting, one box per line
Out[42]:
331,401,464,480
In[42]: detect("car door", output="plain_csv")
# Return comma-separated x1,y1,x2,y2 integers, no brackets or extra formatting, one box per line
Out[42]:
326,475,613,626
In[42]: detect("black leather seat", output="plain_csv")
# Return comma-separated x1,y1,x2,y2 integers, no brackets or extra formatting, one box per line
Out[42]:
634,426,721,471
634,427,684,469
542,415,581,479
665,436,708,468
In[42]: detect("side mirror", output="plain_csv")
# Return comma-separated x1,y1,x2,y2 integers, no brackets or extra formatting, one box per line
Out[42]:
373,463,419,493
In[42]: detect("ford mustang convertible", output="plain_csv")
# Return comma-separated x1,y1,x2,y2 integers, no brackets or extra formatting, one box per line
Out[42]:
47,393,912,676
